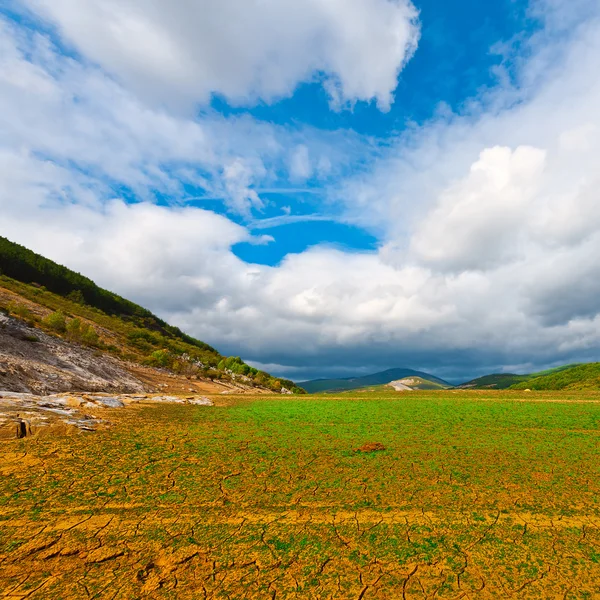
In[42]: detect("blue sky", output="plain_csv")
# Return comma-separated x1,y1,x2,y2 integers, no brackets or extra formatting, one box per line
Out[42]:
217,0,537,266
2,0,600,382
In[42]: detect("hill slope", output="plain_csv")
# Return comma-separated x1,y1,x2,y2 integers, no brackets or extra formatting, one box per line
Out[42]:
459,365,580,390
299,368,450,394
510,363,600,390
457,374,530,389
0,236,304,395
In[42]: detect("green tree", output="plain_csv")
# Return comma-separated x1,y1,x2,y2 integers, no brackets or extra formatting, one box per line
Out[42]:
147,349,171,368
67,289,86,304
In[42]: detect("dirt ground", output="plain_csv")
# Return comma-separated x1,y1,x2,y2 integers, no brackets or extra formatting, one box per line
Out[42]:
1,391,599,598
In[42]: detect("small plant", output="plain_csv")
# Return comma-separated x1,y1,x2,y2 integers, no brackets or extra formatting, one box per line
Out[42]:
7,302,35,322
145,349,172,368
66,317,83,338
81,325,100,346
66,318,100,346
43,310,67,333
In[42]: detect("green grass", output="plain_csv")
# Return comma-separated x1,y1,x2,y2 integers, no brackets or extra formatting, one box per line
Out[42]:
1,389,600,597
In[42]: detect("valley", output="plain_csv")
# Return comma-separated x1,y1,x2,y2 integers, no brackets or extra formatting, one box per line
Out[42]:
3,1,600,598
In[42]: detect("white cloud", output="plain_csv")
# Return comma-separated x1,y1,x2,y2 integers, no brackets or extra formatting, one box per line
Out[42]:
289,145,313,181
410,146,547,271
19,0,420,111
0,16,364,217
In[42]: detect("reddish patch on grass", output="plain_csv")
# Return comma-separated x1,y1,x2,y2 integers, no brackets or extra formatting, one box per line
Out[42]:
355,442,386,453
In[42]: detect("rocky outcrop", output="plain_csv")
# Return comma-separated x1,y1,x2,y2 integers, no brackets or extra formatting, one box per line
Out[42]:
387,380,413,391
0,313,149,395
0,313,277,397
0,391,213,440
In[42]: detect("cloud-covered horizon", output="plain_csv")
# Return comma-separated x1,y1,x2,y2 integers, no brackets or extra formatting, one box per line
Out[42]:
2,0,600,382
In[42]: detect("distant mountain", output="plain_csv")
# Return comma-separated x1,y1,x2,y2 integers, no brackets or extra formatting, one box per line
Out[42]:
299,368,451,394
458,364,581,390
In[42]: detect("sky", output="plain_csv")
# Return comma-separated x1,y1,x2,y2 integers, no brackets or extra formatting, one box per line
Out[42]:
1,0,600,383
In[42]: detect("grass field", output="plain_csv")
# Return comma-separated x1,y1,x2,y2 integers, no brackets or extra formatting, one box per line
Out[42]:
1,389,600,598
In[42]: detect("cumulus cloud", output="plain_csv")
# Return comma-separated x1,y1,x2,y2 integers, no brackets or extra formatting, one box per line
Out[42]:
19,0,420,111
410,146,546,271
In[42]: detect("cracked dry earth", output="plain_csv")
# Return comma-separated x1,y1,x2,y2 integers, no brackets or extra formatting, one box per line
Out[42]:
1,391,599,599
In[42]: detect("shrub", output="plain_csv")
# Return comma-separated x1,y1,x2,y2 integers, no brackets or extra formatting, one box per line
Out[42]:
67,289,86,304
64,317,100,346
43,310,67,333
253,371,270,386
66,317,82,337
128,329,163,347
81,325,100,346
145,349,172,368
221,356,254,376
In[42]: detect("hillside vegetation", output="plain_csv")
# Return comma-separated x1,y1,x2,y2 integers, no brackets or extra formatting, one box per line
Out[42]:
0,236,304,394
511,363,600,390
459,365,581,390
457,373,530,389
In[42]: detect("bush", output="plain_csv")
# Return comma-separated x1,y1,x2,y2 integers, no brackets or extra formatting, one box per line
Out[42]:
66,289,86,304
128,329,163,347
43,310,67,333
64,317,100,346
220,356,254,376
66,317,82,337
81,325,100,346
253,371,270,386
145,349,172,368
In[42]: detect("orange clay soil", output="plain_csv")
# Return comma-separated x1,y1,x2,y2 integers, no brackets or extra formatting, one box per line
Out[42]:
1,389,600,599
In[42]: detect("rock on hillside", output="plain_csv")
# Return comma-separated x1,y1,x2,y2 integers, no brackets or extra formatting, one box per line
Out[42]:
387,380,413,391
0,313,149,395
